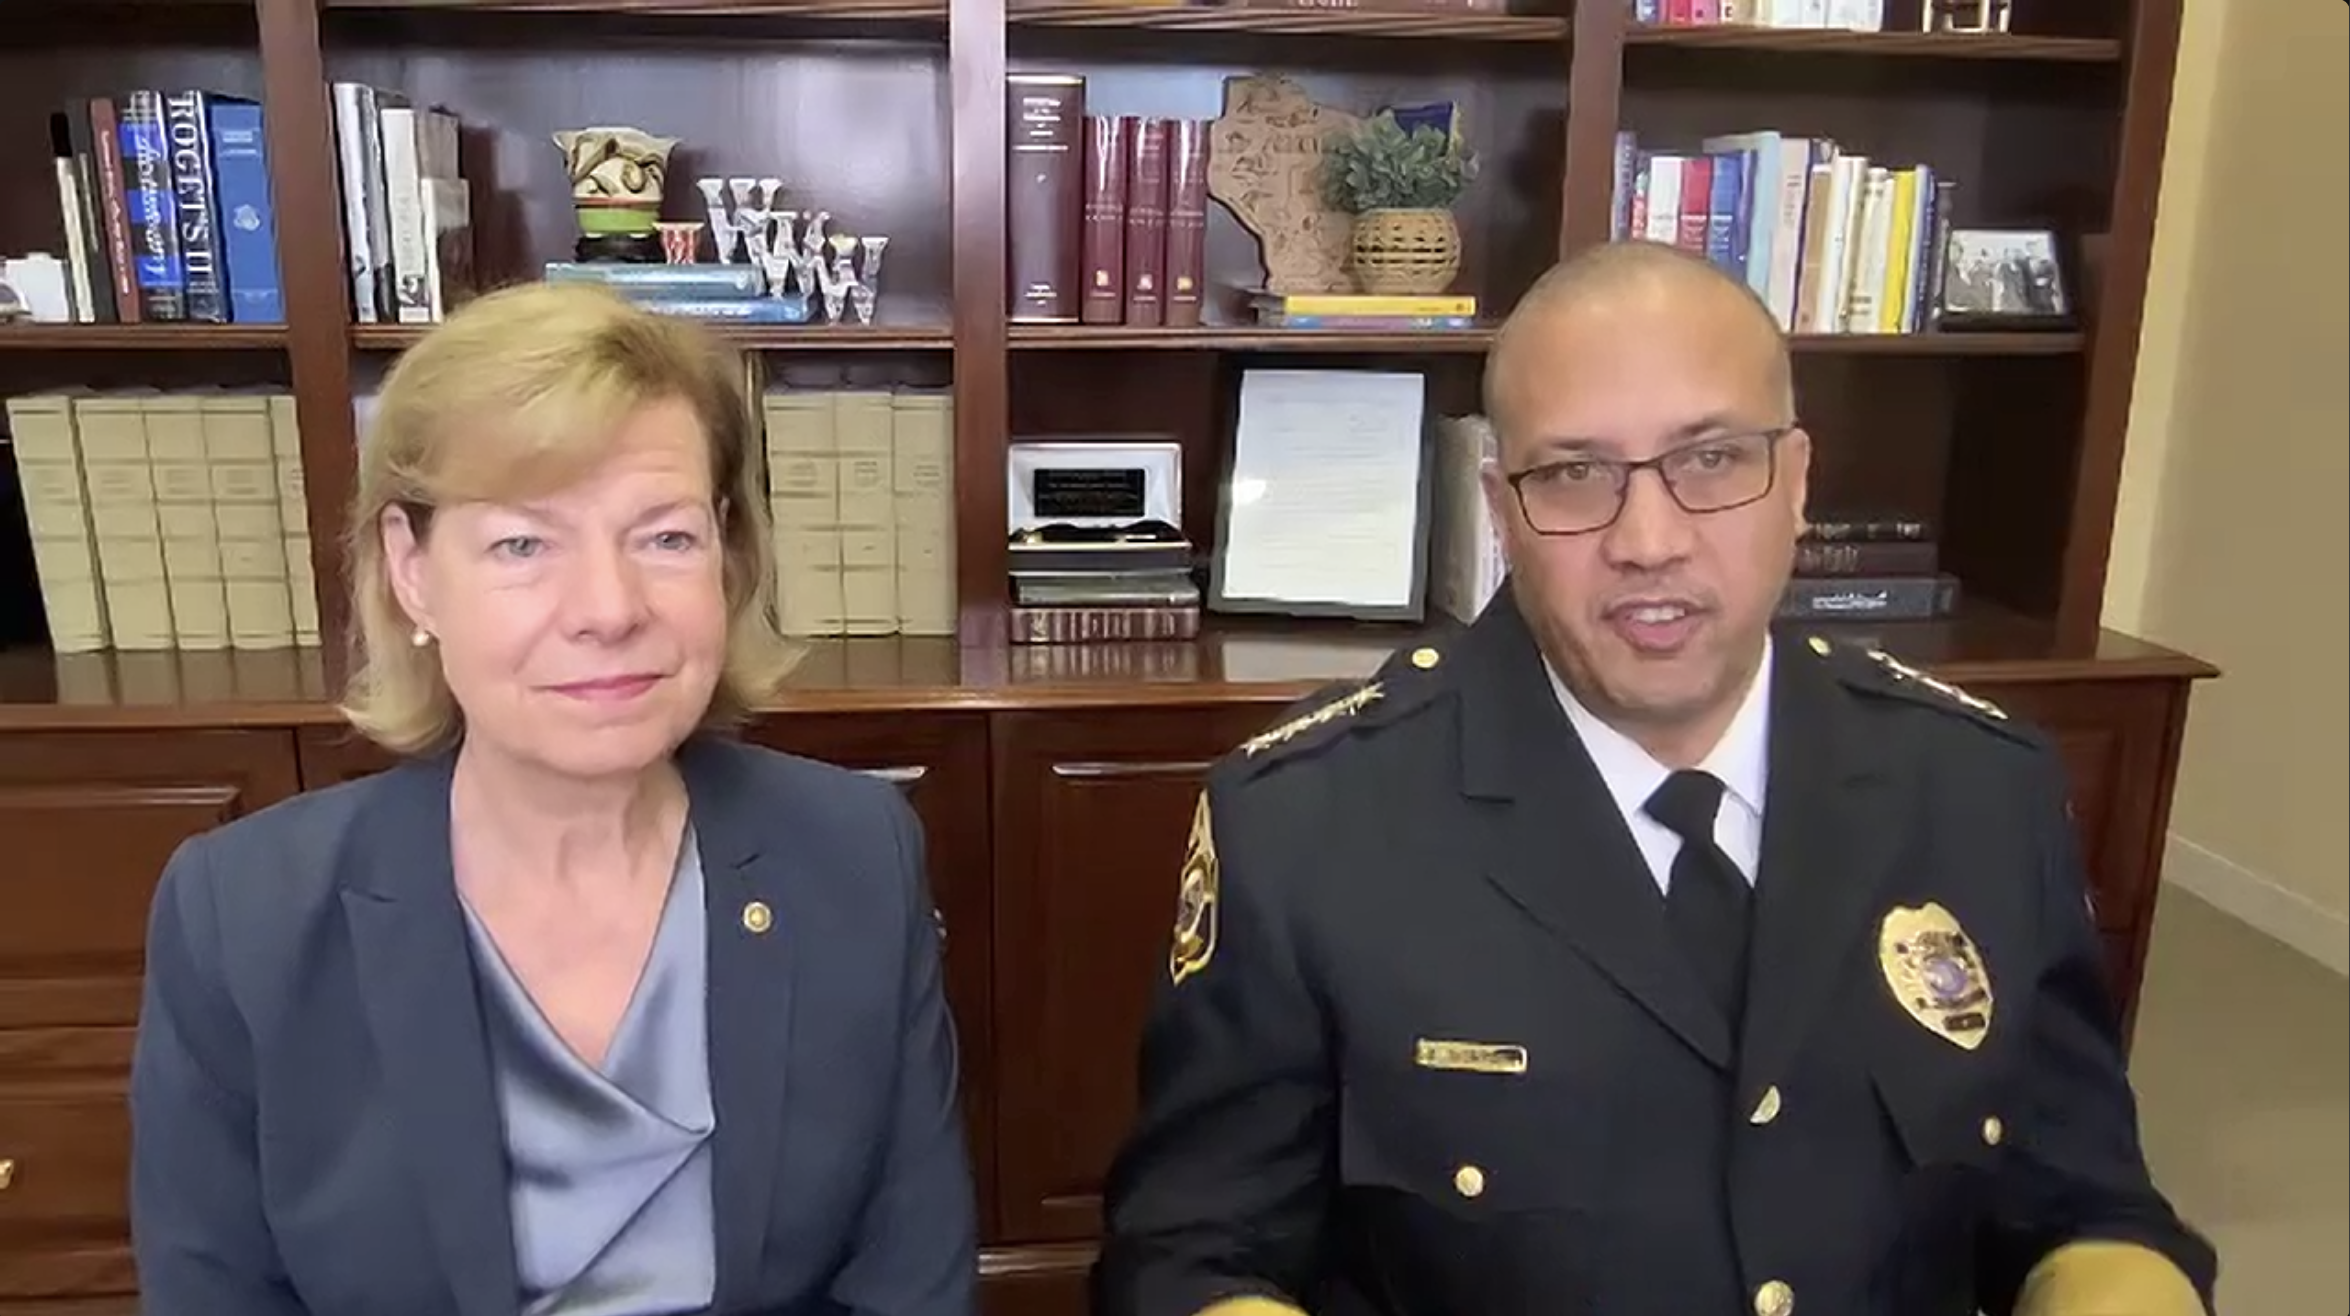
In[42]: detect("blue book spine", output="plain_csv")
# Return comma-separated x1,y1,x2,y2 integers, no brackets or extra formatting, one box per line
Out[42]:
206,98,284,324
637,295,813,323
1727,148,1758,282
117,91,185,320
1704,151,1742,276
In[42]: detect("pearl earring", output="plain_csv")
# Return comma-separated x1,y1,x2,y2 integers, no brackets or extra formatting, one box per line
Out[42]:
410,628,433,648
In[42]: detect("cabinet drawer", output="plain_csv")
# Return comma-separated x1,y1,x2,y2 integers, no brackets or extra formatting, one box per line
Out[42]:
0,1029,135,1301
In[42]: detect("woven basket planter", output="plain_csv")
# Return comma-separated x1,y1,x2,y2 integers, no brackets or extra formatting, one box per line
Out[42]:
1349,207,1462,296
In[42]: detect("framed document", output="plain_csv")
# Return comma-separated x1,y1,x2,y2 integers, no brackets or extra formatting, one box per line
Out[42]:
1209,368,1432,622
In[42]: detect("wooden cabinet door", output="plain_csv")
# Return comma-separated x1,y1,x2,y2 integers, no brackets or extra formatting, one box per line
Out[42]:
0,729,300,1305
989,702,1290,1244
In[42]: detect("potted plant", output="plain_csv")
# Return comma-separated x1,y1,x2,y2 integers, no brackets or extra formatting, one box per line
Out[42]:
1322,110,1480,296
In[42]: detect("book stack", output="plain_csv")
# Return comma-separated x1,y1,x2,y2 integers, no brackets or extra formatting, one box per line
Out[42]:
1008,531,1201,645
1246,290,1480,332
6,389,318,653
543,261,812,325
760,386,956,637
1780,514,1957,623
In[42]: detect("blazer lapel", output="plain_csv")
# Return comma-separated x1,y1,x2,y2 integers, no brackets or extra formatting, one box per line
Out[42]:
338,750,520,1316
1736,636,1908,1091
680,738,798,1307
1462,592,1734,1071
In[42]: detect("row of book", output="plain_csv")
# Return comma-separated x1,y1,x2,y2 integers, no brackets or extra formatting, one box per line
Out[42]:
1427,414,1955,627
1,377,959,654
1009,74,1212,328
763,387,957,638
41,93,285,326
6,389,319,654
1611,130,1956,337
331,81,480,326
1631,0,1890,28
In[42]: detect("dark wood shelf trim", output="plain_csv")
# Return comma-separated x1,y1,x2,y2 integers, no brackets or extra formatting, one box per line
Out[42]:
1002,326,2081,355
1624,25,2122,62
0,612,2223,732
1010,324,1496,351
1789,331,2087,356
323,0,947,15
0,324,288,351
1007,2,1566,40
350,321,953,350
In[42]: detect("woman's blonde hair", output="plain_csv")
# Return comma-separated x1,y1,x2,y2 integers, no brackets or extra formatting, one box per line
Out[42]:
339,280,790,756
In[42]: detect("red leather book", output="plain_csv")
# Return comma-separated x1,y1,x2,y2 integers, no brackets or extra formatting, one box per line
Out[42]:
1007,73,1085,323
1121,116,1168,328
1161,118,1210,328
1079,113,1128,326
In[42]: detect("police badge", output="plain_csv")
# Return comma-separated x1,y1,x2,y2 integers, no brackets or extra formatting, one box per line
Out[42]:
1878,902,1995,1050
1170,791,1220,985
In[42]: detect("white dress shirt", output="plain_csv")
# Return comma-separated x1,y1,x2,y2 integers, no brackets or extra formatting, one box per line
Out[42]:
1545,637,1774,893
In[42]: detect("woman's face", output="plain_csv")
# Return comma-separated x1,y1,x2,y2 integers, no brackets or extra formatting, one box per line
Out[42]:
384,396,731,784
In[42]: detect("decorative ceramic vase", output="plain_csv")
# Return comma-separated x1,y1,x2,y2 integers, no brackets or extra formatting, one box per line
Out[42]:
552,126,680,240
1348,207,1461,296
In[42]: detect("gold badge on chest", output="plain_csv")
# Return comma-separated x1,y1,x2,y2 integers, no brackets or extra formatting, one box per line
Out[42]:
1170,791,1221,986
1878,902,1994,1050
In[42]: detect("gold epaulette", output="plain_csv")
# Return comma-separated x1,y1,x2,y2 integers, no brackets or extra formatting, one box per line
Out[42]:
1239,682,1385,757
1805,634,2029,739
1232,644,1450,769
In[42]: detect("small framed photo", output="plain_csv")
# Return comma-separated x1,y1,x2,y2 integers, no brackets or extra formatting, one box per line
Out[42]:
1934,227,2073,331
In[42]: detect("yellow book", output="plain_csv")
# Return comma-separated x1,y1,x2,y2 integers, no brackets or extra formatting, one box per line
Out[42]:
1259,293,1479,318
1879,168,1920,334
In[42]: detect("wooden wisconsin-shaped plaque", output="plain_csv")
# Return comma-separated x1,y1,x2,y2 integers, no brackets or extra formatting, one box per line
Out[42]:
1207,73,1359,295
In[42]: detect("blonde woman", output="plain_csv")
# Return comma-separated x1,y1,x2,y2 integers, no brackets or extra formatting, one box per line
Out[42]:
126,282,977,1316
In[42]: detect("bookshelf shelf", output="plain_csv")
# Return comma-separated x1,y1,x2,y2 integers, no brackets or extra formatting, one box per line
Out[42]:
322,0,950,16
1006,3,1568,42
350,321,953,350
0,324,288,351
1623,25,2123,62
1008,324,1495,352
1788,331,2086,356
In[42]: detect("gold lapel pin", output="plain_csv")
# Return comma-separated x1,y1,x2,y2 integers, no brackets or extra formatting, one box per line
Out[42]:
741,900,774,935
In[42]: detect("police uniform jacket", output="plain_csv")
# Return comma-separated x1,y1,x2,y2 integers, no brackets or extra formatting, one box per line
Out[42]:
1092,588,2216,1316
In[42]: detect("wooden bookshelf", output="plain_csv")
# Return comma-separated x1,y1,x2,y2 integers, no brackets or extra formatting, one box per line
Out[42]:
0,1,2212,1310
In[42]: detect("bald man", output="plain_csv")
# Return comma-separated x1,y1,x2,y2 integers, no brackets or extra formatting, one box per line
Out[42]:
1092,241,2216,1316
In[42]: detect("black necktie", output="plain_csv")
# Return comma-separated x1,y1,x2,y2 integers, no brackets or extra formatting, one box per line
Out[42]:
1645,770,1752,1027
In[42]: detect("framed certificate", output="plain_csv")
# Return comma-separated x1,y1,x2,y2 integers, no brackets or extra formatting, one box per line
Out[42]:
1209,368,1432,622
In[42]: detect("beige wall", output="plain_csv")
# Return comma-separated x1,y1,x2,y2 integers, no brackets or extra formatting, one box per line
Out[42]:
2107,0,2348,967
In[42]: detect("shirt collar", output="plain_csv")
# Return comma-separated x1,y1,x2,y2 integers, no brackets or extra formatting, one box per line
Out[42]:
1545,635,1774,823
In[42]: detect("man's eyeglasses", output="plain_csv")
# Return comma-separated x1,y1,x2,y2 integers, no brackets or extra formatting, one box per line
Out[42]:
1501,425,1796,537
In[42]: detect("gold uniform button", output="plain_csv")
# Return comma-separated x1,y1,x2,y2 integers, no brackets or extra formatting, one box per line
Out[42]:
741,900,774,934
1981,1115,2004,1147
1410,646,1442,670
1452,1164,1485,1198
1806,635,1832,657
1748,1085,1783,1125
1754,1279,1794,1316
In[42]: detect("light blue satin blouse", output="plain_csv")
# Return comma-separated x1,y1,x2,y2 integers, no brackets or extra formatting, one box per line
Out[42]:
457,833,718,1316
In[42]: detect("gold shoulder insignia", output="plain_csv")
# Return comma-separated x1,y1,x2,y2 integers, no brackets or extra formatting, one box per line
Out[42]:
1864,647,2009,722
1169,790,1220,985
1240,682,1384,757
